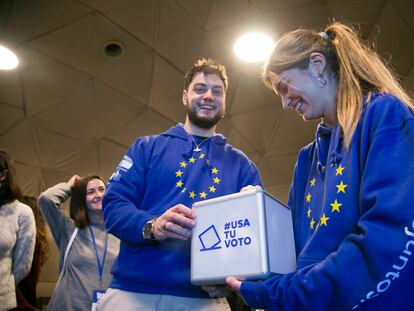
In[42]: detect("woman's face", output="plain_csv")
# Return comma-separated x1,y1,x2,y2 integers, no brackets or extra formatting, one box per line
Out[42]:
85,179,106,212
270,60,337,126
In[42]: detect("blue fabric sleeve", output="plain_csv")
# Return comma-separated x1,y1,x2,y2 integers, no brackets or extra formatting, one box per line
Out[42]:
102,137,156,244
238,158,263,190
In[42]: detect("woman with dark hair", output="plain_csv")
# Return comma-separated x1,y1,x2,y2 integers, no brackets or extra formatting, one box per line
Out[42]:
39,175,119,311
12,195,49,311
0,150,36,310
226,22,414,310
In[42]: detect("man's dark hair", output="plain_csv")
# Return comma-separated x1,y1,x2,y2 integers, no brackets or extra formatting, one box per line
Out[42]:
0,150,23,205
184,57,228,91
69,175,105,228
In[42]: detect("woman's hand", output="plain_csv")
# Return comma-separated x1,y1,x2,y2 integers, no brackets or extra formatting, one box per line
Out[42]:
226,277,247,304
67,175,81,188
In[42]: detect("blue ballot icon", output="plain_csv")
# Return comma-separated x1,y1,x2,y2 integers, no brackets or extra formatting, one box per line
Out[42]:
198,225,222,251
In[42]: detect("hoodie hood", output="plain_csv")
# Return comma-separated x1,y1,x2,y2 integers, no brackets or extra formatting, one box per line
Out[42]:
162,123,226,143
314,93,381,175
315,123,343,175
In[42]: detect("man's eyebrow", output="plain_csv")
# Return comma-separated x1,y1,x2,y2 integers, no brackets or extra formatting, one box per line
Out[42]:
193,83,224,89
192,83,207,88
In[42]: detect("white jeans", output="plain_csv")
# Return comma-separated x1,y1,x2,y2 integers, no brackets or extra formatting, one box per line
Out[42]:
97,288,231,311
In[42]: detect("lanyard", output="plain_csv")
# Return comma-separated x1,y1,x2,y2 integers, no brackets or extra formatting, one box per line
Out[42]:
88,225,108,288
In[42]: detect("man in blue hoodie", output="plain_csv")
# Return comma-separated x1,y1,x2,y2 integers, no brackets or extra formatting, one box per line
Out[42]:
99,58,263,310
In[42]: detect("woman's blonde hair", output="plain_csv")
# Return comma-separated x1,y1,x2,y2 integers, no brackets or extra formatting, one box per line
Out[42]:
263,22,414,148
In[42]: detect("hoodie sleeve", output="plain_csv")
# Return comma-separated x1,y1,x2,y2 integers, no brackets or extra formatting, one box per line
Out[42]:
238,157,263,190
239,97,414,310
38,182,74,249
103,137,157,244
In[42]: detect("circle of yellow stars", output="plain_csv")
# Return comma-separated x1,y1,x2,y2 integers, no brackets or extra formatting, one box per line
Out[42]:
306,164,348,231
174,153,221,200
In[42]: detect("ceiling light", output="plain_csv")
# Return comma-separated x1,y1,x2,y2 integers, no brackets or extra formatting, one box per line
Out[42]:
0,44,19,70
234,33,274,63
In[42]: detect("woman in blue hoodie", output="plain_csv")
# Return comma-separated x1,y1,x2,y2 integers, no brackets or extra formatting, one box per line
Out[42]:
226,22,414,310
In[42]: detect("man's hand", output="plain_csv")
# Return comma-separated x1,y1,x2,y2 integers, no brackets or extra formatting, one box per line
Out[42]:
153,204,196,240
201,285,232,298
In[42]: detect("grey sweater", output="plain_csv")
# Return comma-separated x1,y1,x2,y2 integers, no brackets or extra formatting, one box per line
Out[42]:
39,183,120,311
0,200,36,311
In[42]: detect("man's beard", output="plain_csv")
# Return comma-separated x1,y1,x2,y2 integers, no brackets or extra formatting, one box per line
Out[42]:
186,100,224,129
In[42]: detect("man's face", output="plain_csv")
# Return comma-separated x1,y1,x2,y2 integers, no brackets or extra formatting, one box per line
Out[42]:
183,72,226,129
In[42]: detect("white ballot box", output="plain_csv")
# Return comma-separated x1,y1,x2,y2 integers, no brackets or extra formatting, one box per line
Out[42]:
191,188,296,285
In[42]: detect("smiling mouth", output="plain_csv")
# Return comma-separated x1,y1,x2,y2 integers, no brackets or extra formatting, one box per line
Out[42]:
199,104,215,111
293,101,302,114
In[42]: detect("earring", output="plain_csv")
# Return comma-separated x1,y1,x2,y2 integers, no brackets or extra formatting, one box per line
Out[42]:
316,73,327,86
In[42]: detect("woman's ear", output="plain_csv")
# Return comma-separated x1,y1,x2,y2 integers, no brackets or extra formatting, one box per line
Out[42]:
0,170,7,182
309,52,327,75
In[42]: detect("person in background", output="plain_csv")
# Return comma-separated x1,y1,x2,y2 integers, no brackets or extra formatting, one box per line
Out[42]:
11,195,49,311
98,57,263,311
38,175,120,311
226,22,414,310
0,150,36,311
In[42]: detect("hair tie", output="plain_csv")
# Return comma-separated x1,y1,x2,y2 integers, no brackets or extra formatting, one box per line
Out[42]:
319,32,329,41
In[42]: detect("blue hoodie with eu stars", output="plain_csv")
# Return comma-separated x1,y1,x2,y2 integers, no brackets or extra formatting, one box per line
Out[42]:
240,93,414,311
102,123,262,298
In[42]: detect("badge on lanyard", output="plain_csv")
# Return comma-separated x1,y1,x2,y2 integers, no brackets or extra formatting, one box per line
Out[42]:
91,289,106,311
88,225,109,311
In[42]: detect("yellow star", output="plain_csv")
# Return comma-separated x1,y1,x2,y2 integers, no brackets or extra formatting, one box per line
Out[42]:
310,218,316,229
336,164,345,176
175,170,183,177
180,161,187,168
330,199,342,213
181,188,187,193
322,165,326,172
199,153,205,159
189,191,196,199
213,177,221,184
320,213,329,226
336,181,348,194
199,192,207,199
212,167,219,174
306,192,311,202
310,178,316,187
206,159,210,164
176,180,183,188
189,157,196,164
209,186,216,193
307,207,311,218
